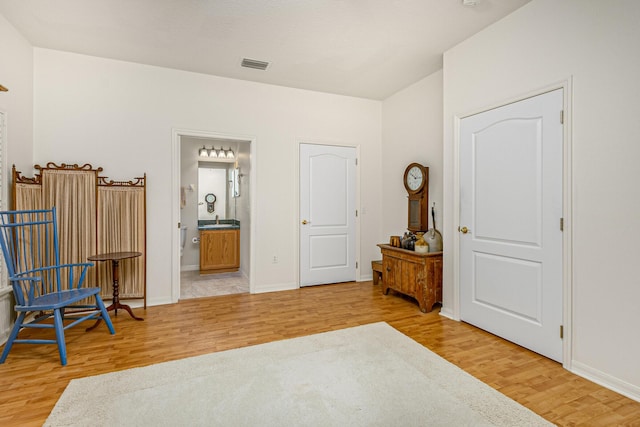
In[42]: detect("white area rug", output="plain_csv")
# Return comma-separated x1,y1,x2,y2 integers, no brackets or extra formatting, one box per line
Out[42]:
46,322,553,426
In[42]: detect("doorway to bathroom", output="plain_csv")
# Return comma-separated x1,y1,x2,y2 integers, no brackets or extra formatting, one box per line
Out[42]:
172,130,254,301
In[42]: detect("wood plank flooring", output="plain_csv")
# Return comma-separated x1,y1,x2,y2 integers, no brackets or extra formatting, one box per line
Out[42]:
0,281,639,426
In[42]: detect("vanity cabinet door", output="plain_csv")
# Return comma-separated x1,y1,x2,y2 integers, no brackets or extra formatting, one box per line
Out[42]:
200,229,240,273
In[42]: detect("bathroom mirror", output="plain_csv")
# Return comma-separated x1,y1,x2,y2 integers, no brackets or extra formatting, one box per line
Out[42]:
198,162,236,221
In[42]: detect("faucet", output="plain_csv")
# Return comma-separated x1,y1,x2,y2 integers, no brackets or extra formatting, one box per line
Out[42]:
215,214,219,224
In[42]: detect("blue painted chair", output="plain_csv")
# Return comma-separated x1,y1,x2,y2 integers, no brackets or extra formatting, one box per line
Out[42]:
0,208,115,365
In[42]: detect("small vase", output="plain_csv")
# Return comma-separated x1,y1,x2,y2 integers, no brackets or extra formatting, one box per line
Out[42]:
414,232,429,253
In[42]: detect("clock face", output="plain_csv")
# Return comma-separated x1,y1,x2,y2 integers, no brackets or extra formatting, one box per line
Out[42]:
406,166,424,191
205,193,216,203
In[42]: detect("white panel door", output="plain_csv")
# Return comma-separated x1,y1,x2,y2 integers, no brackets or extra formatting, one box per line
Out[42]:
459,89,563,362
300,144,356,286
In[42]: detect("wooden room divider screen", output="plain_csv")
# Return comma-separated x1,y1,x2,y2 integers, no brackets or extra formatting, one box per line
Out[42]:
12,163,147,307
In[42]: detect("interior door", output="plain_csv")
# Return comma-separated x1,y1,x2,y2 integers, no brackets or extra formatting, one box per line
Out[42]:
459,89,563,362
300,143,356,286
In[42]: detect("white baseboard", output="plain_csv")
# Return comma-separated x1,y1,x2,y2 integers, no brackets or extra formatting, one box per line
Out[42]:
180,264,199,272
118,299,145,309
252,282,298,294
571,360,640,403
359,273,373,281
439,307,456,320
146,296,174,307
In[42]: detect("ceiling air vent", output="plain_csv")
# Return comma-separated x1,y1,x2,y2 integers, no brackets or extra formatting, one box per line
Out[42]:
241,58,269,70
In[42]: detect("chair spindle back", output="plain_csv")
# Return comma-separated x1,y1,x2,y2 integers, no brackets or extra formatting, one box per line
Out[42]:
0,208,62,306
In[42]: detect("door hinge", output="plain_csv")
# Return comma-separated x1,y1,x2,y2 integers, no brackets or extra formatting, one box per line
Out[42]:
560,218,564,231
355,210,358,217
178,222,181,228
355,158,358,166
560,325,564,339
356,261,358,269
560,110,564,124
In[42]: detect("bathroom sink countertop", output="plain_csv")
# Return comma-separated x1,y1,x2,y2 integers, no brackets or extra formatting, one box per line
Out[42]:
198,219,240,230
198,224,239,230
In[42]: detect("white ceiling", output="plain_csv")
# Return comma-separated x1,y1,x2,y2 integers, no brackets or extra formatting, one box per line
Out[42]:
0,0,530,100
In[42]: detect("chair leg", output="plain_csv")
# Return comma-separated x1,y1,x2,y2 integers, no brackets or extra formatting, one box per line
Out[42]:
53,308,67,366
0,312,25,364
95,295,115,335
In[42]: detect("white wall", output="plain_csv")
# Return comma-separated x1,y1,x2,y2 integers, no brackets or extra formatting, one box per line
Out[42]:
235,142,251,278
0,14,34,344
180,138,199,270
381,70,443,241
33,48,382,303
0,15,33,182
442,0,640,399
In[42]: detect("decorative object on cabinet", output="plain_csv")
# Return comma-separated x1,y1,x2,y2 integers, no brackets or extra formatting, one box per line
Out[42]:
414,232,429,253
377,244,442,313
425,204,443,252
401,231,416,250
403,163,429,232
12,163,147,309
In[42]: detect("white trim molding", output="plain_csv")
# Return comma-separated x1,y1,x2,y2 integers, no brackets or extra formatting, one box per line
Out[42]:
571,361,640,403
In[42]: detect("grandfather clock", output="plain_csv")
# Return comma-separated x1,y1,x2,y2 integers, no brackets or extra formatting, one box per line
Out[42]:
403,163,429,232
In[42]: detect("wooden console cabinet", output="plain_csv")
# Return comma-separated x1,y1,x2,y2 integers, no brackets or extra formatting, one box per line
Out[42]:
200,229,240,273
377,244,442,313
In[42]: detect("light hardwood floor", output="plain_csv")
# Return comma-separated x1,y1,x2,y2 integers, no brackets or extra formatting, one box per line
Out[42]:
0,281,639,426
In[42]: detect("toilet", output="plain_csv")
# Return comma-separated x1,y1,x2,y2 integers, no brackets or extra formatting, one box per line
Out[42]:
180,226,188,256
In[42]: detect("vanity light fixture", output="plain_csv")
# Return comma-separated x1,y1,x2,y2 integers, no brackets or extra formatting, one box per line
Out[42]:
197,146,235,159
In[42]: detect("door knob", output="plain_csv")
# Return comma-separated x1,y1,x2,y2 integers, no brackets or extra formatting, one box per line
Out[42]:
458,226,469,234
301,220,308,225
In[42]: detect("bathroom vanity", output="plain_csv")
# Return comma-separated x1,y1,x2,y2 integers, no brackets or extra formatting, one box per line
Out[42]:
199,222,240,274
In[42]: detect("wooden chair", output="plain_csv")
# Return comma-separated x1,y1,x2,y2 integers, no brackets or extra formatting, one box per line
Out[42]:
0,208,115,365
